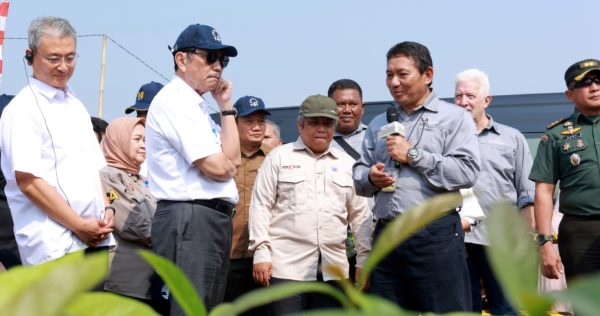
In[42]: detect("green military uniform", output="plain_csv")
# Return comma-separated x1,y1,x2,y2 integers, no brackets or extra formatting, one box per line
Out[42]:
530,111,600,216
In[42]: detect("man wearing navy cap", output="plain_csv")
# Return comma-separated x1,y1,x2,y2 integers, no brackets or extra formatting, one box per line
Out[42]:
145,24,240,314
125,81,164,118
224,96,270,314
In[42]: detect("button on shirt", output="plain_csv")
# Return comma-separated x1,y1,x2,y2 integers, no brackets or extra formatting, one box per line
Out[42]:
0,78,112,265
464,116,535,246
145,76,238,204
230,146,269,259
249,139,372,281
353,92,481,220
530,111,600,216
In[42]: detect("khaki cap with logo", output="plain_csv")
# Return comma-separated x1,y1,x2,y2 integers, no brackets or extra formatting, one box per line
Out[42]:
299,94,338,120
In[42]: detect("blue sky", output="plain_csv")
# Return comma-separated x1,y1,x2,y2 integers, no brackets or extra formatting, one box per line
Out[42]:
1,1,598,121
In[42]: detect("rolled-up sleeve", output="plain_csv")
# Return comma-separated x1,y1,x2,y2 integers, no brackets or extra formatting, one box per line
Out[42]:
514,133,535,208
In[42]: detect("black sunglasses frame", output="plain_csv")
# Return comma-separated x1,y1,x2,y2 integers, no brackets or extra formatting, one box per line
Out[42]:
185,49,229,68
572,76,600,89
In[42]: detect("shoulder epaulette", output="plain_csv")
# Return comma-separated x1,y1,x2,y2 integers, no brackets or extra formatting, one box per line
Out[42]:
546,117,568,130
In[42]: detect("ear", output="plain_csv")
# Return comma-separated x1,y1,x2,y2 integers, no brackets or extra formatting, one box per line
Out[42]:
565,89,574,102
174,51,187,72
25,49,34,65
483,95,492,109
423,66,434,85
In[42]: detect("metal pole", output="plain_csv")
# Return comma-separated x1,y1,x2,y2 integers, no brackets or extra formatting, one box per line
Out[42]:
98,33,107,118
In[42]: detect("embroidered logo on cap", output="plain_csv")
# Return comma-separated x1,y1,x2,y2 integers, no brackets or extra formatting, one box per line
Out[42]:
249,98,259,107
212,29,221,42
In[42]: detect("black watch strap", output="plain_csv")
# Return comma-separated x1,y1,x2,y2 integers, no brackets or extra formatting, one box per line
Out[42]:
105,206,116,215
221,109,237,116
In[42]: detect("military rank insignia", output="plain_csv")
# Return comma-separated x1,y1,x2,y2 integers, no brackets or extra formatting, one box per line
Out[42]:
570,153,581,166
560,121,581,135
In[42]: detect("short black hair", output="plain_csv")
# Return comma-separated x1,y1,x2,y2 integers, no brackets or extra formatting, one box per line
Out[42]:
386,41,433,88
91,116,109,135
327,79,363,100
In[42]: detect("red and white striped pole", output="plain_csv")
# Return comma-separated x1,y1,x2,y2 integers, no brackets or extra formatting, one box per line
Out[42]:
0,0,10,88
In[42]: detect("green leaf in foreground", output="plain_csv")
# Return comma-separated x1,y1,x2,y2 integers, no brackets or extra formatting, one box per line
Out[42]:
139,250,206,316
552,273,600,315
0,251,108,316
210,281,349,316
485,201,553,316
358,192,462,287
65,292,159,316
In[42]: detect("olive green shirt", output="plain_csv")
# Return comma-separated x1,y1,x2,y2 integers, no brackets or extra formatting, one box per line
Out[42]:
530,111,600,216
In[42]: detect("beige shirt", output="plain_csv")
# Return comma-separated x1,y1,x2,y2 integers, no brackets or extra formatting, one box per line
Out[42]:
249,138,372,281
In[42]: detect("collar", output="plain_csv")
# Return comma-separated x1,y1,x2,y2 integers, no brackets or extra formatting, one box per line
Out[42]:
292,136,338,159
335,122,367,138
482,114,500,134
172,75,206,109
242,144,271,159
395,90,439,114
29,77,74,101
573,110,600,124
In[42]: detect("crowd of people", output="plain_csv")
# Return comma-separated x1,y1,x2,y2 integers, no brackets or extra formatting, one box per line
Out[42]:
1,15,599,316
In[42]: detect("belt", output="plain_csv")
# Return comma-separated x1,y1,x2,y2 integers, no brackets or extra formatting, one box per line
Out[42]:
159,199,236,217
191,199,236,217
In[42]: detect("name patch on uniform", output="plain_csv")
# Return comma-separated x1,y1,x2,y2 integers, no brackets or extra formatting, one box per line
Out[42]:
562,133,582,141
282,165,302,170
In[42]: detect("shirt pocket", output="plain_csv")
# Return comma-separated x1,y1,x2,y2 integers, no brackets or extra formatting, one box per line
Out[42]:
277,173,308,212
328,173,353,213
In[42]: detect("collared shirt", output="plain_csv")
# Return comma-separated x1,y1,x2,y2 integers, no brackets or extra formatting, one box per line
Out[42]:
0,77,112,265
101,166,156,299
249,138,372,281
231,145,269,259
353,91,481,220
464,115,535,246
331,123,368,154
146,75,238,204
530,111,600,216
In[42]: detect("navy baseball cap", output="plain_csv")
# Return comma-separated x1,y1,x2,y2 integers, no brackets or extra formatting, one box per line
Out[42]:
125,81,164,114
234,96,271,117
171,24,238,57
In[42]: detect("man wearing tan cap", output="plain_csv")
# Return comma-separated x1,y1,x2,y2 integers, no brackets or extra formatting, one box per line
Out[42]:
249,95,372,314
531,58,600,284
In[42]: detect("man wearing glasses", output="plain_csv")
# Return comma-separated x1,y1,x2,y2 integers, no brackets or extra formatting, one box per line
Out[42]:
531,59,600,285
145,24,240,314
0,16,115,266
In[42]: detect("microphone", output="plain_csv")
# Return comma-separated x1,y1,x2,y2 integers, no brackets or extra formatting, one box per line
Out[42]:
378,106,405,139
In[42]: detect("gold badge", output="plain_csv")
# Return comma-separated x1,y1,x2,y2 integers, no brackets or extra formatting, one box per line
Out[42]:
570,153,581,166
577,139,585,148
563,142,571,151
108,190,120,202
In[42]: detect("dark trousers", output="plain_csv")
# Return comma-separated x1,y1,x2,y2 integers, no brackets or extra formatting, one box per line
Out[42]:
224,258,268,316
465,243,516,315
558,214,600,284
269,277,344,315
370,212,471,313
152,200,232,315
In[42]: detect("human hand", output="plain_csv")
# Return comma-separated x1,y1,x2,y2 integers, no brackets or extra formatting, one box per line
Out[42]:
211,79,232,108
74,217,113,248
386,135,411,164
253,262,272,287
539,243,563,279
368,163,395,188
354,267,370,292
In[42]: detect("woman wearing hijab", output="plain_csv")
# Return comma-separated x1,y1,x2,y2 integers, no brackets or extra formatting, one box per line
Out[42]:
99,117,156,305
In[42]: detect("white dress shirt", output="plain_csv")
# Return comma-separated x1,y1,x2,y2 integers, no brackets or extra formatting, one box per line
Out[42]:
145,75,238,204
0,78,112,265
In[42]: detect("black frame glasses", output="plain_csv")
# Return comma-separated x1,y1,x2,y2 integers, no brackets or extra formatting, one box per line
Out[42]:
186,49,229,68
572,77,600,89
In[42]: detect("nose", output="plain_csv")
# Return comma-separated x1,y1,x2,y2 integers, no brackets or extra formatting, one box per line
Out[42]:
455,96,468,107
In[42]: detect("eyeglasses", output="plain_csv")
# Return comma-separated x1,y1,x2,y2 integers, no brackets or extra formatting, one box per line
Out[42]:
187,50,229,68
572,77,600,89
43,54,78,66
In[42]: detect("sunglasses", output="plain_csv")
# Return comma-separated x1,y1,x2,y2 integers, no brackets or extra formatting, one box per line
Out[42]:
572,77,600,89
187,50,229,68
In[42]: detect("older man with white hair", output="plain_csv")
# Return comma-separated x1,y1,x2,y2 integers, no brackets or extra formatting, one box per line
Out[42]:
454,68,535,315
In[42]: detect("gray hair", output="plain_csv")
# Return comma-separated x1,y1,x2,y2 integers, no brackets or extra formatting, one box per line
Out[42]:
454,68,490,96
28,16,77,52
266,119,281,138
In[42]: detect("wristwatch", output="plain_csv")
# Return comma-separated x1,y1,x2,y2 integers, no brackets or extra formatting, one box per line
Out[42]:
407,147,421,161
220,109,237,116
534,234,553,246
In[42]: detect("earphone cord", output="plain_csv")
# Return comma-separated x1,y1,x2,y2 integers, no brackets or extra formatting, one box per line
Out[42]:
22,57,72,207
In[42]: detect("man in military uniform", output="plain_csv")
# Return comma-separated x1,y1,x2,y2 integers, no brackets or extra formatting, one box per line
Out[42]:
530,59,600,283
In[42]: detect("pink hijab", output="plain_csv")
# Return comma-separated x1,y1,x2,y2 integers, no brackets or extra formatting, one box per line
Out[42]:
100,117,145,175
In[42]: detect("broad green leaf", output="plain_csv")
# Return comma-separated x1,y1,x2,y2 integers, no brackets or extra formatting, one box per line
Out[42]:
552,273,600,315
358,193,462,286
485,201,552,315
65,292,159,316
0,251,108,316
139,250,206,316
210,281,349,316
